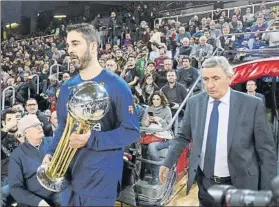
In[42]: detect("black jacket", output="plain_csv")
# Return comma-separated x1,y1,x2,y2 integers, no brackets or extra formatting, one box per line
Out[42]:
177,67,199,89
1,131,20,181
36,111,53,136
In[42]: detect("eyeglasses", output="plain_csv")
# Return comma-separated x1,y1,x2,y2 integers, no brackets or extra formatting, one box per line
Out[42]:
27,103,37,107
24,122,43,131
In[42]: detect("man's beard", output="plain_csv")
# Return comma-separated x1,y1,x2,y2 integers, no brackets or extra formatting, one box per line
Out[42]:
8,127,18,134
71,48,91,71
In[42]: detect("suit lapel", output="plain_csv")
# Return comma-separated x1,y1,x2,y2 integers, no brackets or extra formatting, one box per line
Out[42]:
197,94,209,151
227,90,240,155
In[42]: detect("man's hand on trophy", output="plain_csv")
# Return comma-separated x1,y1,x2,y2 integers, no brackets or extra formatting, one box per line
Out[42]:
69,130,91,148
42,154,52,166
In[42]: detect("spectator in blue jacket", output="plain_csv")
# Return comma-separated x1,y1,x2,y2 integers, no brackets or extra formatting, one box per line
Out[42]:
8,114,61,207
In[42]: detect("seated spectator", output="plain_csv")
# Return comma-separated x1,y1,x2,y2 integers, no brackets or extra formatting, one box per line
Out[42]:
243,7,255,27
69,63,78,77
175,37,192,58
156,58,174,88
209,20,222,38
62,72,71,84
136,73,160,104
262,23,279,48
176,27,191,42
133,95,145,123
136,48,151,77
201,17,209,30
216,15,230,31
233,7,242,21
192,26,204,38
120,55,140,93
141,91,172,185
154,46,169,71
190,36,213,68
229,15,243,33
220,26,236,60
1,109,23,207
115,49,126,69
98,58,106,68
16,72,37,103
177,57,199,90
25,98,53,136
45,75,60,97
204,29,218,50
248,17,268,50
161,70,188,113
12,102,26,117
8,114,60,207
50,110,58,135
106,59,121,75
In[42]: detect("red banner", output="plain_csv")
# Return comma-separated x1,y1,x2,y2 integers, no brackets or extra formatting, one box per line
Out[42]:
230,57,279,86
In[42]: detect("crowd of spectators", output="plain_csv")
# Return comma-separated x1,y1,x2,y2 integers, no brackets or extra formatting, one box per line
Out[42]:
1,1,279,205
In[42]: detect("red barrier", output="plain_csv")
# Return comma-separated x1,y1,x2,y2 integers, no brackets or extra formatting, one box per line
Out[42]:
230,57,279,86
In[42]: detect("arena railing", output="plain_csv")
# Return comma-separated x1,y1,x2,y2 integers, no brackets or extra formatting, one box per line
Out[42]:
155,1,279,25
138,75,202,165
50,63,63,81
212,29,279,56
1,86,15,110
27,74,40,99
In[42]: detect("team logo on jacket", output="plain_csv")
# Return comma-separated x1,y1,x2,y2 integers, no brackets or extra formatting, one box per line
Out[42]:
128,105,134,115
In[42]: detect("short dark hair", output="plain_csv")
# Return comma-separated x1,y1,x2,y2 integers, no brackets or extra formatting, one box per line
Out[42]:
25,98,37,105
1,108,18,122
246,80,257,85
128,55,136,60
67,23,100,46
182,56,192,63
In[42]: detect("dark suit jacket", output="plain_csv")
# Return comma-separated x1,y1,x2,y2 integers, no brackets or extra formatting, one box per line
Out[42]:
164,89,276,193
255,92,266,107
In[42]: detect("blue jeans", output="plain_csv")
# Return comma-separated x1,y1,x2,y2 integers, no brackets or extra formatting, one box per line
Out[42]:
148,140,171,178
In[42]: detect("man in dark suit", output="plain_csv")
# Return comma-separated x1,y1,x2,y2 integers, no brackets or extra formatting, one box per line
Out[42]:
159,56,276,207
246,80,266,107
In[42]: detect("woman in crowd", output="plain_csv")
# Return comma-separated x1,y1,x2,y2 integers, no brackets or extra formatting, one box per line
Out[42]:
136,73,159,104
141,91,172,185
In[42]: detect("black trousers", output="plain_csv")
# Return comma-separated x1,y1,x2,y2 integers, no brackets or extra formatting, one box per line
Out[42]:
196,167,232,207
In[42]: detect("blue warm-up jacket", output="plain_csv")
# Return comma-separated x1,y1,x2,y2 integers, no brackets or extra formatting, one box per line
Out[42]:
47,69,140,199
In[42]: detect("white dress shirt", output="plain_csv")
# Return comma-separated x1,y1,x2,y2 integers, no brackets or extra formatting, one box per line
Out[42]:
200,89,231,177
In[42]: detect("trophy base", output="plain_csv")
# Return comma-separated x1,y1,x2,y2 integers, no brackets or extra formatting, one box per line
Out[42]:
37,165,69,192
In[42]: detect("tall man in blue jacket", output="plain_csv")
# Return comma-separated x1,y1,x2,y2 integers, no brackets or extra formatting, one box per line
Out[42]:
42,23,140,206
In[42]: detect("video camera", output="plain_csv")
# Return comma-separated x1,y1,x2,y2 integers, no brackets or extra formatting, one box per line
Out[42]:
208,176,279,207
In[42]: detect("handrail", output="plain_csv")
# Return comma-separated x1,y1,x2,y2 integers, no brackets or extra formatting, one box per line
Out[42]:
140,75,202,133
27,74,40,99
223,29,279,36
158,2,216,14
2,86,15,110
33,74,40,94
156,1,279,23
50,63,62,80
